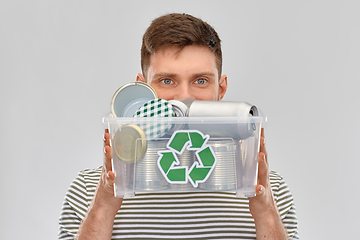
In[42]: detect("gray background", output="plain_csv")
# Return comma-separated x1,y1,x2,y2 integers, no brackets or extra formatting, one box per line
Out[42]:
1,0,359,239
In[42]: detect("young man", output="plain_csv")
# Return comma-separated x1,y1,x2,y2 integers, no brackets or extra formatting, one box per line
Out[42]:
59,13,298,239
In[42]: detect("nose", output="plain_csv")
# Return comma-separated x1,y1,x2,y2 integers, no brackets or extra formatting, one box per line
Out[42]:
174,84,194,100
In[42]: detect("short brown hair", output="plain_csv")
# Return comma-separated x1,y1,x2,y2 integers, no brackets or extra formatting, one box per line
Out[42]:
141,13,222,78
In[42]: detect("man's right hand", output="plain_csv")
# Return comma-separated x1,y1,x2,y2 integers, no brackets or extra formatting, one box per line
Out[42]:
90,129,123,213
75,130,123,240
93,129,123,213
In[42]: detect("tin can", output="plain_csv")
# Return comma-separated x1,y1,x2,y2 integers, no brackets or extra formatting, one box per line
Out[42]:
233,140,244,190
168,98,195,117
188,100,258,118
198,139,238,191
168,99,259,140
134,139,195,191
111,82,157,117
135,140,169,191
188,101,258,140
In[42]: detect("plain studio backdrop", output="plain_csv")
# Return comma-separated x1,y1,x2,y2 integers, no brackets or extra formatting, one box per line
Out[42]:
0,0,359,239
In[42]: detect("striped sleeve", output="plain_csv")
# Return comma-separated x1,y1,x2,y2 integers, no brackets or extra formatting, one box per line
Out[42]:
270,171,299,239
58,168,101,239
58,199,81,239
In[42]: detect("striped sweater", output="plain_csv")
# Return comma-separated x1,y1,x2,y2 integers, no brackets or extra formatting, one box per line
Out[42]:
59,167,299,239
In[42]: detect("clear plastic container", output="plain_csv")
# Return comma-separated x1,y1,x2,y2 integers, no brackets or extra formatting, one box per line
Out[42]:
103,116,266,198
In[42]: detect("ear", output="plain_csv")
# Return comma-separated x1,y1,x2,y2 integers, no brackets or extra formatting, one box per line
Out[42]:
218,75,228,100
136,73,146,82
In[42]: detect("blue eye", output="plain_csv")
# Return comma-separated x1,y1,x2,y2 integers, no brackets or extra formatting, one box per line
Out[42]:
195,79,207,84
161,79,173,85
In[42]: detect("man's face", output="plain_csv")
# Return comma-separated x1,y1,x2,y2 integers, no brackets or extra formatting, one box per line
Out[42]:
137,45,227,101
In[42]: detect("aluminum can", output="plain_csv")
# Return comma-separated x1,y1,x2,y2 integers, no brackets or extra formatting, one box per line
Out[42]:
169,99,259,140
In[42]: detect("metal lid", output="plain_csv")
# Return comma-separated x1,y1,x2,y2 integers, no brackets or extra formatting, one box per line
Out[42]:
113,124,147,163
111,82,158,117
134,99,174,117
133,99,175,139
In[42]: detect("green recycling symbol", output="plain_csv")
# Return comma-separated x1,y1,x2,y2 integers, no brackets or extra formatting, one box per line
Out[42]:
157,130,217,188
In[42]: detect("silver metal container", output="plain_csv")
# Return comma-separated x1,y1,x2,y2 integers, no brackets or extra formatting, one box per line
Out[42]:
233,140,244,190
134,140,169,191
198,139,240,191
111,82,157,117
169,99,259,140
134,139,196,191
188,100,258,118
168,98,195,117
188,100,258,140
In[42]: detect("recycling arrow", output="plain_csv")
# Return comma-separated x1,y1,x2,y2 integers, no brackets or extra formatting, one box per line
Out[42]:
158,151,187,182
157,130,217,187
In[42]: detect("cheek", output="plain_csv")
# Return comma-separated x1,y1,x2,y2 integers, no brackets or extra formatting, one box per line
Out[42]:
201,87,219,101
151,86,171,100
195,90,218,101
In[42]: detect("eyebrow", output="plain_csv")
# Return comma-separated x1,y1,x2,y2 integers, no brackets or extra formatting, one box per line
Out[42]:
153,72,216,79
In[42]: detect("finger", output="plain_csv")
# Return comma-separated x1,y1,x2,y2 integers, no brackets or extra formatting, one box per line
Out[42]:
259,129,267,158
259,137,267,156
103,130,112,173
103,131,110,148
258,152,269,187
103,145,112,173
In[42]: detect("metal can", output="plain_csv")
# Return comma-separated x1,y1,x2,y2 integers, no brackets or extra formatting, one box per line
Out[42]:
134,140,169,191
134,139,196,192
168,98,195,117
197,139,238,191
111,82,157,117
188,100,258,118
168,99,259,140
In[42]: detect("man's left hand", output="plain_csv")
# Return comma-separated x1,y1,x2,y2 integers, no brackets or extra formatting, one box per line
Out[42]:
248,128,288,239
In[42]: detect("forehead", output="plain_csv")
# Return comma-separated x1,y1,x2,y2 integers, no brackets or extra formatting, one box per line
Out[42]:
148,45,219,77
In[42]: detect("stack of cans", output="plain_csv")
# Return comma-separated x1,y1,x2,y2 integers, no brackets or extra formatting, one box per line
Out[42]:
134,140,169,191
198,139,239,191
